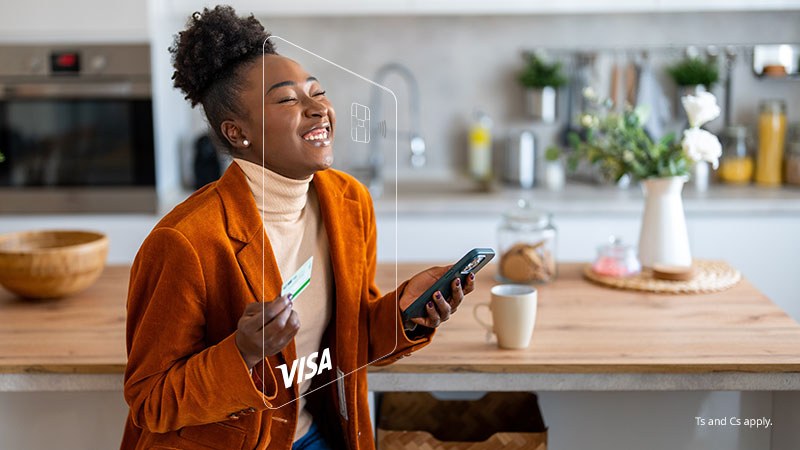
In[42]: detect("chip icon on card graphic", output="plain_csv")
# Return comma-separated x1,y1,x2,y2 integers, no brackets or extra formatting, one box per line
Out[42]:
281,256,313,301
351,102,370,143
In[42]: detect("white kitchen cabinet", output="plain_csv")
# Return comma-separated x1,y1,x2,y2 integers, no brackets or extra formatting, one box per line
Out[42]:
166,0,800,17
0,0,148,42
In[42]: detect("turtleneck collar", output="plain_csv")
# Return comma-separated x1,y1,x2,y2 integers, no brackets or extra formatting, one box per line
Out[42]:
233,158,313,222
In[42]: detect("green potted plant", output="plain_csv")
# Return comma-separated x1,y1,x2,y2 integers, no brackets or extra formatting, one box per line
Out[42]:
668,57,719,89
518,53,567,123
668,57,719,122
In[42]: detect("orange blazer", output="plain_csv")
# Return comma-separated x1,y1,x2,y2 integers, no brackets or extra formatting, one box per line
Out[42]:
121,163,435,450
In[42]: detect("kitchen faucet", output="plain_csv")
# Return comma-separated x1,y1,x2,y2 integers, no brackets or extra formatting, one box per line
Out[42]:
359,62,426,198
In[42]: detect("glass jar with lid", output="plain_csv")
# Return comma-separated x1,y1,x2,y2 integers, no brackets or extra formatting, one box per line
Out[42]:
755,99,787,186
718,126,754,184
497,199,557,283
592,236,641,277
785,123,800,186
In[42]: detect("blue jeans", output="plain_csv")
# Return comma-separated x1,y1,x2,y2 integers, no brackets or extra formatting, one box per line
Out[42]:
292,421,333,450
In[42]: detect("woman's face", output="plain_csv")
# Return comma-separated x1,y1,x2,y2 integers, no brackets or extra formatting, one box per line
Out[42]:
230,54,336,179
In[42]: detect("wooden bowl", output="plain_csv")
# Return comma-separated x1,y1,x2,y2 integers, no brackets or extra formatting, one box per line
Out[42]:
0,230,109,299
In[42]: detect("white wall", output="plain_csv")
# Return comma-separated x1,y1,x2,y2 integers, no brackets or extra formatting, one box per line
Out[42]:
0,391,128,450
256,12,800,180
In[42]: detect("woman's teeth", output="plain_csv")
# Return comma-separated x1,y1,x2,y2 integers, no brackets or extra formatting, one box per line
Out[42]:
303,129,329,141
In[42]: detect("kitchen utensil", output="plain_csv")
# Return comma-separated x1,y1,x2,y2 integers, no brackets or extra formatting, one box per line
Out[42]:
635,51,671,140
610,63,620,108
503,129,537,188
473,284,538,349
559,58,577,147
560,52,595,146
625,60,639,106
0,230,108,299
723,46,738,127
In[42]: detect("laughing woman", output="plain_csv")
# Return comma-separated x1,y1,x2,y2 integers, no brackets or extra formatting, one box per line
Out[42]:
120,6,476,450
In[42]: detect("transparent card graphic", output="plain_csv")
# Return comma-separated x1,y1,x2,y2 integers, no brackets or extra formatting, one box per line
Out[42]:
259,36,398,409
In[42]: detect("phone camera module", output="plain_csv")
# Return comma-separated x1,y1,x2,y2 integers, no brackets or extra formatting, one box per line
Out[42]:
461,255,485,274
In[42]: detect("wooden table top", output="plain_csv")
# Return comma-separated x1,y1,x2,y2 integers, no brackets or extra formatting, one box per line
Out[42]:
2,263,800,375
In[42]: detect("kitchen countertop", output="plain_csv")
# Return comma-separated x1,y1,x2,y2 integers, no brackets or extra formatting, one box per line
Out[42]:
371,181,800,216
2,263,800,392
158,181,800,218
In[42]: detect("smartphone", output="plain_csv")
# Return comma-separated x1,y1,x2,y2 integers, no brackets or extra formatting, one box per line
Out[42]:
401,248,495,322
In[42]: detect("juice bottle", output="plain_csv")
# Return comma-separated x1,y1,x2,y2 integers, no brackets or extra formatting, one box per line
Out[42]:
468,111,493,182
755,100,787,186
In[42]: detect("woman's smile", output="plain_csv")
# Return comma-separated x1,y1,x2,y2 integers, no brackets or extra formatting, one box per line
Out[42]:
301,122,332,147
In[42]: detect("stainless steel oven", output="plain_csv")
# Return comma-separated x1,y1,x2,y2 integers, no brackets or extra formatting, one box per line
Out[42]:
0,44,156,213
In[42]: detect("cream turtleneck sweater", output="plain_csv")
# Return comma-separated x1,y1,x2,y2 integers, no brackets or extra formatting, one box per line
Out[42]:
233,158,333,443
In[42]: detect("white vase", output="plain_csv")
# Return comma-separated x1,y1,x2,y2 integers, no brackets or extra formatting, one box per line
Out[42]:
637,176,692,268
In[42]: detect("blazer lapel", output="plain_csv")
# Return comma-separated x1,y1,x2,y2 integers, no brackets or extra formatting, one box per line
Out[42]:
236,234,280,304
314,171,365,373
215,163,295,366
216,163,283,303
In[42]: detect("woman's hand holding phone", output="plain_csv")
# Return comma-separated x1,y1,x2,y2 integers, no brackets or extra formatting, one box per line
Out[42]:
235,294,300,369
399,265,476,330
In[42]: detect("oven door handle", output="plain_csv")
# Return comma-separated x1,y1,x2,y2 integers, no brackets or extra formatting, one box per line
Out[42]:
0,81,150,99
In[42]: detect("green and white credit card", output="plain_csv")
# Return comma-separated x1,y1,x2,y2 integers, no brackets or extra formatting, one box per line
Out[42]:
281,256,313,300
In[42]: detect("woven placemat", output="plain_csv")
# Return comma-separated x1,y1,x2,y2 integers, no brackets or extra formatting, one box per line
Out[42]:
583,260,741,294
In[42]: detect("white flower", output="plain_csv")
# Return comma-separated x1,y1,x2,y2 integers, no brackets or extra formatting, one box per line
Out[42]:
681,91,721,128
580,113,595,128
582,86,596,101
682,127,722,169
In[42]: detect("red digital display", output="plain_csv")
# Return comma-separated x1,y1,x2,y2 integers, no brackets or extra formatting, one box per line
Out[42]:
51,51,80,73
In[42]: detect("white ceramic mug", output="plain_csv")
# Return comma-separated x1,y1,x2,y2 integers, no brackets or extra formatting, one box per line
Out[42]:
473,284,538,349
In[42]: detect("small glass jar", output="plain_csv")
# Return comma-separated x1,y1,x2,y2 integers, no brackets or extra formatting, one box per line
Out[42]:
785,123,800,186
497,199,557,283
718,126,754,184
592,236,641,277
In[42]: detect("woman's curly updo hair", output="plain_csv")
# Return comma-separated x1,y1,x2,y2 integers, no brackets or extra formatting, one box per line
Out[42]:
169,5,277,152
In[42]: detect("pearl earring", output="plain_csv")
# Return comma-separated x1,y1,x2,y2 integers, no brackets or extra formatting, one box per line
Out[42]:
242,139,250,147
